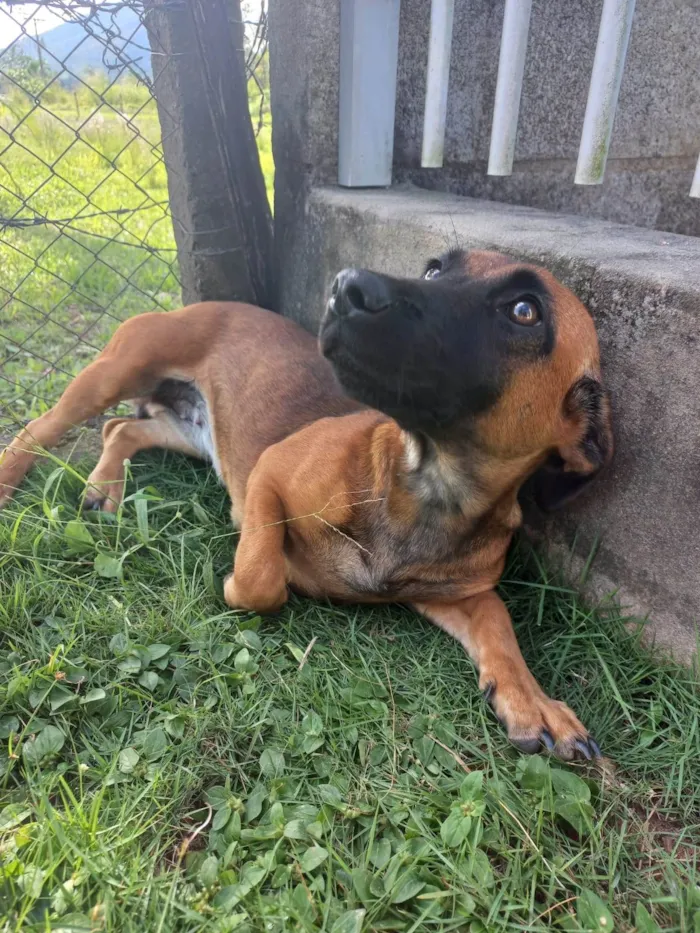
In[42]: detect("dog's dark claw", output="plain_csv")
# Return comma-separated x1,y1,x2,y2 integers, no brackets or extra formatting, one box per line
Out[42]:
511,729,601,759
482,682,495,704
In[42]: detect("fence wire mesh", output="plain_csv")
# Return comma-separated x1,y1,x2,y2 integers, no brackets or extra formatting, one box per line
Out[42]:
0,0,269,440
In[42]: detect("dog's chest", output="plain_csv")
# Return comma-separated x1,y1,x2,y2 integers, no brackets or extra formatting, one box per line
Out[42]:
356,523,476,599
287,511,480,602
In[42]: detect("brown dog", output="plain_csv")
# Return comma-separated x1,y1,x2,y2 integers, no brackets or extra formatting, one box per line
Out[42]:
0,249,612,759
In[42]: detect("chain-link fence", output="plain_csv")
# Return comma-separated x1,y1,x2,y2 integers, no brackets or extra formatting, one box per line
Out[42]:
0,0,269,440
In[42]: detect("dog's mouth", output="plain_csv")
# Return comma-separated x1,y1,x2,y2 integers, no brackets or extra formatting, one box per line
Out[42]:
319,295,384,371
319,312,379,394
319,308,452,431
319,284,413,361
318,301,342,358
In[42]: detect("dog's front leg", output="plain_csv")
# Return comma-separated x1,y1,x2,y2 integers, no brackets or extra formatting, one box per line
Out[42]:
224,473,289,614
413,590,600,760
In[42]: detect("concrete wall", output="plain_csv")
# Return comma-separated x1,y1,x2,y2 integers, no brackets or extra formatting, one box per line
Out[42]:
270,0,700,236
278,186,700,659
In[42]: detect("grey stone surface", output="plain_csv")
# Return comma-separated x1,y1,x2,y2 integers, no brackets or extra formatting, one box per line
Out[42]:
269,0,340,296
269,0,700,235
396,0,700,164
278,185,700,659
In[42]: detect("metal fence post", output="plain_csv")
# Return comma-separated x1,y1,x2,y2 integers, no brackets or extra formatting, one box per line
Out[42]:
338,0,401,187
487,0,533,177
690,154,700,198
421,0,455,169
575,0,636,186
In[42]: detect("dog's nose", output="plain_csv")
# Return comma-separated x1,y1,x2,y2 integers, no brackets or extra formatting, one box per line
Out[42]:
332,269,392,316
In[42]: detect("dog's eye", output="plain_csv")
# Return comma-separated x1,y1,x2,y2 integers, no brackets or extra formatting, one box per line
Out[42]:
506,299,541,326
423,260,442,280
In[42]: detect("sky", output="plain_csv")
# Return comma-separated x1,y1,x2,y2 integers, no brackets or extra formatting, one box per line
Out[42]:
0,3,67,50
0,1,265,51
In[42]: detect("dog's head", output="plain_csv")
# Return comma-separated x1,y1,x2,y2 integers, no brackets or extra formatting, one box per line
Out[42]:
319,248,612,511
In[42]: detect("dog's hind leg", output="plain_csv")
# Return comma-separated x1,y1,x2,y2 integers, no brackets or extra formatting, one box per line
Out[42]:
0,311,206,507
83,413,204,512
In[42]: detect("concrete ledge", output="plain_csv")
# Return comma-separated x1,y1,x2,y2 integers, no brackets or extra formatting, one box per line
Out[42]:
279,185,700,659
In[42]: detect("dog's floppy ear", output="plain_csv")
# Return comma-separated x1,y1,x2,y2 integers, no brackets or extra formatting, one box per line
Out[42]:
533,375,613,512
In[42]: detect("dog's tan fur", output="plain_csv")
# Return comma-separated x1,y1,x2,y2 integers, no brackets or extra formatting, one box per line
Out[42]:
0,250,611,759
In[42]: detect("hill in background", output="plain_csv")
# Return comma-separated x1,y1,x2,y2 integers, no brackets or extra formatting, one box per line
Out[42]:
11,8,151,79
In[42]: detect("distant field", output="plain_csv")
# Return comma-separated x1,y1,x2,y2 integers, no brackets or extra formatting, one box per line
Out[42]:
0,72,273,430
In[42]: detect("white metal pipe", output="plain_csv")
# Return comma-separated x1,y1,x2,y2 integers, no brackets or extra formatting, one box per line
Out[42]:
487,0,533,176
575,0,636,185
338,0,401,187
690,153,700,198
421,0,455,168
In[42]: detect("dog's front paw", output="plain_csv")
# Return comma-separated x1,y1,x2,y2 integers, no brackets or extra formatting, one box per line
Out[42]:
83,474,126,513
223,572,288,614
480,671,600,761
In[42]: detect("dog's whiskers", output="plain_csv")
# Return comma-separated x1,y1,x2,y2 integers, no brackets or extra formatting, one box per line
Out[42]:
246,494,386,538
312,514,373,555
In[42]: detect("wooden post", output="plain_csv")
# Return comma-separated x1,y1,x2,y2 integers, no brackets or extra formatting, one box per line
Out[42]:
144,0,275,309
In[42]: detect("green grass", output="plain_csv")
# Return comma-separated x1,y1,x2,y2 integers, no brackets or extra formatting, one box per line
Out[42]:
0,72,273,431
0,75,180,427
1,450,699,932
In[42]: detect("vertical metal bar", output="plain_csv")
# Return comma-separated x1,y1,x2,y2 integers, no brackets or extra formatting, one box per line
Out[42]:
487,0,533,177
575,0,636,185
421,0,455,168
338,0,402,187
690,154,700,198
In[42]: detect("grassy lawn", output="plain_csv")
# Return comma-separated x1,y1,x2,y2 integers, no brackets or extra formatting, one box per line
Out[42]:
0,76,180,430
0,452,699,932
